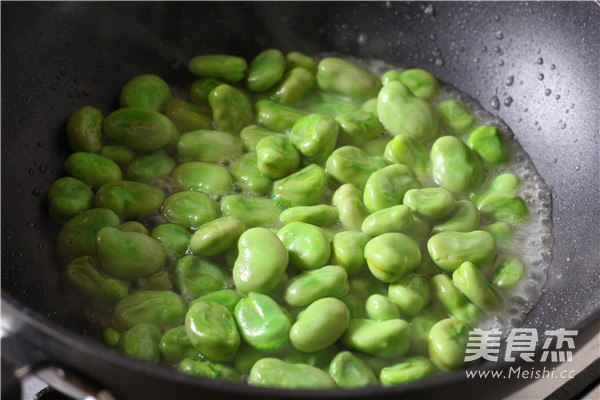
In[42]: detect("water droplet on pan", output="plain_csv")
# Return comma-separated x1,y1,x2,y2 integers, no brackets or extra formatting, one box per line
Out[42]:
537,74,544,81
536,57,544,65
491,96,500,110
504,97,514,107
506,75,514,86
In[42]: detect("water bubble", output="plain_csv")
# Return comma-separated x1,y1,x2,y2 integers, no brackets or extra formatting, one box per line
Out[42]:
495,31,504,40
482,45,488,52
26,221,36,228
37,142,44,148
473,58,480,63
554,94,560,100
544,89,552,96
28,168,35,175
561,123,567,130
357,33,368,46
503,97,514,107
506,75,514,86
31,189,41,196
429,33,436,40
494,46,503,54
550,64,556,70
37,243,44,249
424,4,435,16
491,96,500,110
434,58,445,67
432,48,441,57
38,165,46,173
553,158,558,163
570,103,575,109
536,57,544,65
494,15,501,22
498,60,505,66
537,74,544,81
574,165,580,171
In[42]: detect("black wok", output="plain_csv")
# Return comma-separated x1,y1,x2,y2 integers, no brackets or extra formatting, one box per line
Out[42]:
2,2,599,399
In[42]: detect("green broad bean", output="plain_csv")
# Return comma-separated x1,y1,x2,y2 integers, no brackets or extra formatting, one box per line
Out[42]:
317,57,381,99
380,70,402,86
118,323,161,364
151,223,191,255
330,231,370,274
178,129,243,163
360,137,388,156
284,265,349,306
271,67,315,105
255,135,300,179
431,136,484,193
66,106,103,153
246,49,286,92
428,318,472,371
482,221,514,244
172,162,233,195
65,152,122,190
486,173,520,193
290,297,349,352
188,54,247,82
230,153,273,195
120,74,171,111
234,344,268,375
403,187,456,221
365,294,401,321
178,358,240,381
282,342,338,370
384,134,430,175
135,270,173,291
190,216,245,256
361,98,378,116
472,192,529,224
161,191,218,229
233,227,288,294
361,205,413,236
249,358,336,389
103,108,177,152
285,51,316,72
493,256,525,289
189,78,224,104
272,164,328,207
114,290,186,330
96,227,165,278
192,290,245,314
234,292,291,351
126,153,175,184
363,164,421,213
335,110,382,146
99,145,135,165
377,81,438,141
436,99,477,136
279,205,338,226
430,274,480,324
432,200,480,233
95,180,165,219
289,113,339,164
173,255,228,301
364,232,422,282
388,273,432,317
404,215,434,249
208,84,253,132
331,184,370,231
65,256,128,302
467,125,512,165
409,308,447,354
427,230,496,272
48,177,94,223
341,294,364,319
118,221,147,235
159,326,203,364
255,99,305,131
325,146,388,189
380,356,437,386
398,69,440,100
240,124,280,151
329,351,377,388
57,208,120,261
453,261,504,312
349,272,388,300
103,327,121,348
342,318,410,358
277,222,331,271
221,195,281,227
303,91,360,118
185,301,240,362
164,99,212,133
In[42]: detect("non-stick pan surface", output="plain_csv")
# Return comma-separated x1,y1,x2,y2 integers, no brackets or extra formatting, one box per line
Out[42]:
2,2,599,399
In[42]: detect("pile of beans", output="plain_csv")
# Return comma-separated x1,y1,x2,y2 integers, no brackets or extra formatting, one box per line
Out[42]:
49,49,529,388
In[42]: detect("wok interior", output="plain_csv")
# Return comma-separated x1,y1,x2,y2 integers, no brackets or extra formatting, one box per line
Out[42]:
2,1,599,396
